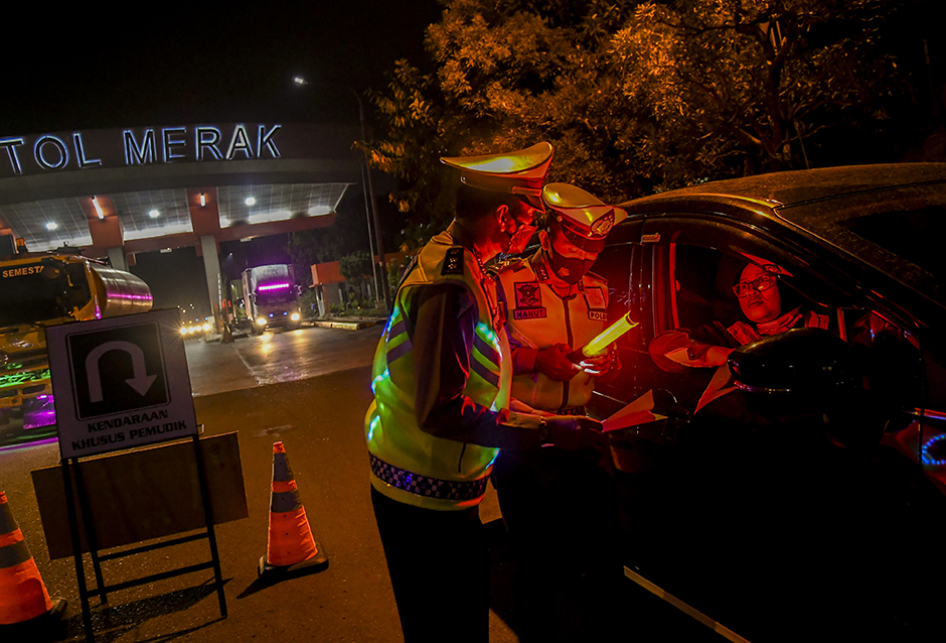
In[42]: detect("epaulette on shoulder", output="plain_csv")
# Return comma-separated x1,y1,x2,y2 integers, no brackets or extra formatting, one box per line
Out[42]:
442,246,465,276
585,270,608,285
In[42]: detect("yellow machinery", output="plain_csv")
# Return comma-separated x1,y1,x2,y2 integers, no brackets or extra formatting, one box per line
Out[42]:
0,253,152,439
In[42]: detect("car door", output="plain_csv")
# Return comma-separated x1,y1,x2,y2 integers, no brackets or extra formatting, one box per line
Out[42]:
599,202,946,637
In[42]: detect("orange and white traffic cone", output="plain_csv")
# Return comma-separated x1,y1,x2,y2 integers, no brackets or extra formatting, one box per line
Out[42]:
0,491,66,635
258,442,328,579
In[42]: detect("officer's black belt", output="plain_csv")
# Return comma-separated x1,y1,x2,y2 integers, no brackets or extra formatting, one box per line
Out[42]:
370,454,489,502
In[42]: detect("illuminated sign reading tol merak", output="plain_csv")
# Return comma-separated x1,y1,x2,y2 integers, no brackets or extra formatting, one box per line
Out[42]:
0,124,282,176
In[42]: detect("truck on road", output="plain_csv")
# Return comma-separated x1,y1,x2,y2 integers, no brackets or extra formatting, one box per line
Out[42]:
0,251,152,445
242,264,302,334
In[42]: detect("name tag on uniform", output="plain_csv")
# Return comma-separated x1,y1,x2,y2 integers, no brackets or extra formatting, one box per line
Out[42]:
588,310,607,321
515,308,547,320
584,287,606,310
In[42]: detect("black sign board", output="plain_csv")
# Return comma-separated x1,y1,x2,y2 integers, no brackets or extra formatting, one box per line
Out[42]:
45,308,197,458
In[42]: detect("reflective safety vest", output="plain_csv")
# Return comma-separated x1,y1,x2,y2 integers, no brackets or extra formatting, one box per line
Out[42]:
494,251,609,412
365,231,512,510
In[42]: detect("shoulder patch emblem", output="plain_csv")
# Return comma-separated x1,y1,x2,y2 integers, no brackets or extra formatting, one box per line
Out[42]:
442,247,465,276
514,282,542,309
512,281,546,320
584,287,607,310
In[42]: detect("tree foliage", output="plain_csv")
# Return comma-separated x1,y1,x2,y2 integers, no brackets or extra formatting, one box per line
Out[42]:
339,250,374,285
364,60,458,250
613,0,915,181
364,0,929,243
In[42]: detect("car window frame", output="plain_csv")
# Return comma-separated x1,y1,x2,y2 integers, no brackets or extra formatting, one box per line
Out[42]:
637,214,852,336
630,211,946,459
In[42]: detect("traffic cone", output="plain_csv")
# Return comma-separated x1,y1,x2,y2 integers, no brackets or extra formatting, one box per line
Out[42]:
0,491,66,633
258,442,328,579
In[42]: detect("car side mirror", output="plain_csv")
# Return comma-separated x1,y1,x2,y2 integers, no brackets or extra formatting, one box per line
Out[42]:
729,328,884,447
729,328,857,397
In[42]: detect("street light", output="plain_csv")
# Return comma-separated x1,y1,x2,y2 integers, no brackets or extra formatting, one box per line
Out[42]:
293,76,391,311
360,160,382,304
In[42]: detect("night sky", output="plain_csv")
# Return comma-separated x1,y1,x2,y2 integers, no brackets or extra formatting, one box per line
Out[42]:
1,1,443,135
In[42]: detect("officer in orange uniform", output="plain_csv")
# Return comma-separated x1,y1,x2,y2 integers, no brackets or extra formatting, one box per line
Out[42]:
491,183,628,642
365,146,603,643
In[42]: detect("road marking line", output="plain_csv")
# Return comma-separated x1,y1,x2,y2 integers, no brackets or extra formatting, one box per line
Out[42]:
623,566,750,643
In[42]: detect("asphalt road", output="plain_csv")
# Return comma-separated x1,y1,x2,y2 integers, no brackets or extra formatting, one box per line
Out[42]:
0,325,725,643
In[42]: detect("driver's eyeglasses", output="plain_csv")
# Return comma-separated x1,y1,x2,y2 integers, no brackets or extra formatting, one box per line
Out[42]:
732,273,778,298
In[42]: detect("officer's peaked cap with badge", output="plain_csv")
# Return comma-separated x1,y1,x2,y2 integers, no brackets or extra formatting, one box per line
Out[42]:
542,183,628,253
440,142,553,210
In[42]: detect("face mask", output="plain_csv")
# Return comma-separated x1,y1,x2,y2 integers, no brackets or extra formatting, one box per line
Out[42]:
504,216,537,255
547,251,595,284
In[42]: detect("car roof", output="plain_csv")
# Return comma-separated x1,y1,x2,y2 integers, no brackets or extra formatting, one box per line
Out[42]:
617,163,946,333
626,163,946,206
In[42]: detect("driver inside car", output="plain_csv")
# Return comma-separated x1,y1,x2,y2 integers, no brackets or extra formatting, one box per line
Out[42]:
648,256,831,413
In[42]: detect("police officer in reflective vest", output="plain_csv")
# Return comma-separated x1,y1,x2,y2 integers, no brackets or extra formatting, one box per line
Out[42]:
491,183,628,642
365,145,603,643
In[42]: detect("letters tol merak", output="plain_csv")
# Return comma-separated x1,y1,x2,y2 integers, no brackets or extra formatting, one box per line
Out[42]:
0,124,282,176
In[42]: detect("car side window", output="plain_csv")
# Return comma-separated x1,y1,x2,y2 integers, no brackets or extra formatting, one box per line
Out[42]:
849,310,925,421
671,245,742,333
667,242,934,430
667,242,867,339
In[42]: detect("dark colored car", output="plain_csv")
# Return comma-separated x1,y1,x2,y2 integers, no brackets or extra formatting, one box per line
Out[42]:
587,164,946,642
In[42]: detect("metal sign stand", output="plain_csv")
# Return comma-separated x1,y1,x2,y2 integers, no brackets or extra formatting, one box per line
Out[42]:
60,432,227,642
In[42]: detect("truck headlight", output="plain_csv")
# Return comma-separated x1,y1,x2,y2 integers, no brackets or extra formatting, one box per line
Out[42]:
290,313,301,321
256,317,267,326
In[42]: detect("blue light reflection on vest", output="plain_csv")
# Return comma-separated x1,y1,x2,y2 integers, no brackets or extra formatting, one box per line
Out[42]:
476,322,501,355
367,414,381,442
371,369,390,395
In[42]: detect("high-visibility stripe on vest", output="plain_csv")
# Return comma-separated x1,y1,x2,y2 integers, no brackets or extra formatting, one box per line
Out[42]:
365,231,511,510
495,251,609,412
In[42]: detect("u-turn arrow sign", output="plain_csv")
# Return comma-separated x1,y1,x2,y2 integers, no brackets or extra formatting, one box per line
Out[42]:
45,308,198,459
85,340,158,402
